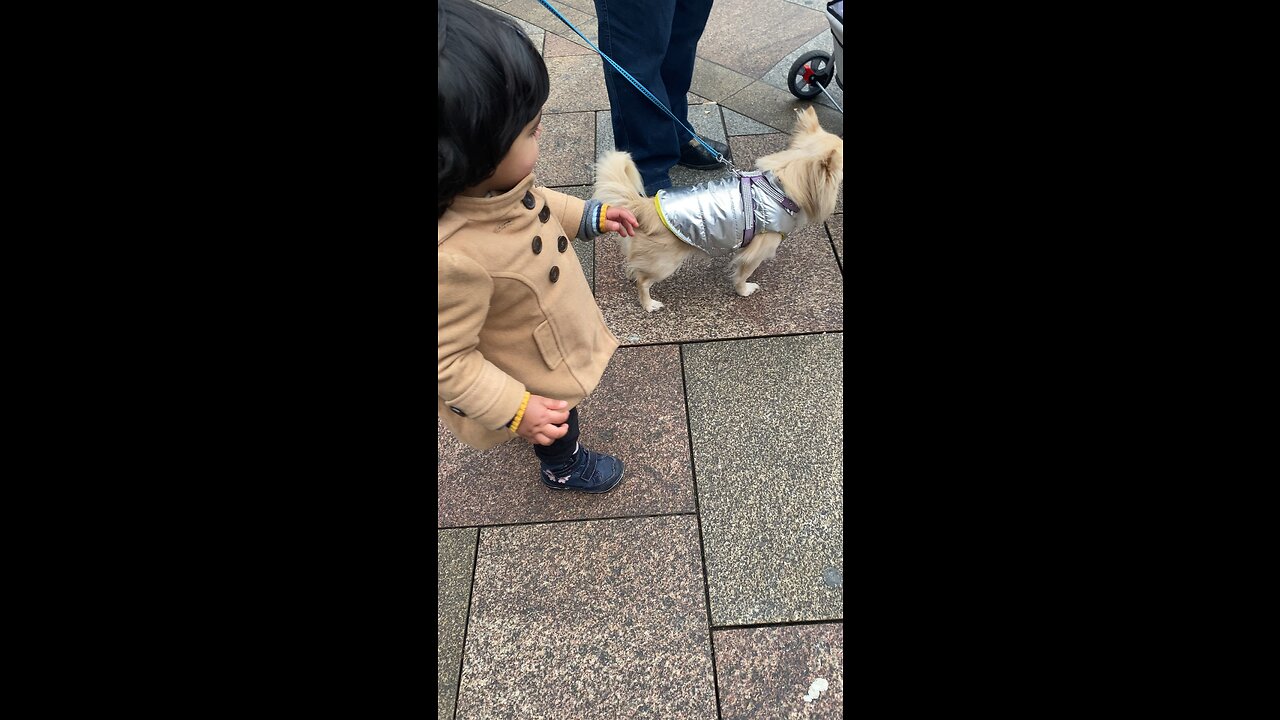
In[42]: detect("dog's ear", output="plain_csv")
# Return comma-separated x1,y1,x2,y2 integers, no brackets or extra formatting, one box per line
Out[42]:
792,105,822,135
821,145,842,179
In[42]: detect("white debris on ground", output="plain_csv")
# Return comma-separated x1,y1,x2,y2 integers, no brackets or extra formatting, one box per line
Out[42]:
802,677,829,702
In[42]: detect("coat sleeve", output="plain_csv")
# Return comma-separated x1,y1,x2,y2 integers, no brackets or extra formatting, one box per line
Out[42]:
438,252,527,430
541,188,588,240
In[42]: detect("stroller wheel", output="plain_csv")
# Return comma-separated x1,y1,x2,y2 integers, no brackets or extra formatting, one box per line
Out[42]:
787,50,833,99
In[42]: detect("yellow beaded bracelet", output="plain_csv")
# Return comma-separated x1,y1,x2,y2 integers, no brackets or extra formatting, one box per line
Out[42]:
598,204,610,233
508,391,531,433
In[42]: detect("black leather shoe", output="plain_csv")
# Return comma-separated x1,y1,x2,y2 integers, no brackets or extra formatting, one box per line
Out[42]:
678,138,730,170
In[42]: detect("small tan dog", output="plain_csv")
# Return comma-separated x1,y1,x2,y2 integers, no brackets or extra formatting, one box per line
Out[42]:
593,106,843,311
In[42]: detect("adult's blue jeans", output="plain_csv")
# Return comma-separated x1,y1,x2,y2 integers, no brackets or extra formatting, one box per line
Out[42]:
593,0,715,195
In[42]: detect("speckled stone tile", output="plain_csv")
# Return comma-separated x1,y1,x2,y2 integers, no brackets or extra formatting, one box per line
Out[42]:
543,30,594,56
543,184,596,290
534,111,595,186
455,515,716,720
438,528,478,720
552,0,597,17
502,0,599,49
596,221,842,345
688,92,711,104
727,132,791,170
596,109,614,155
714,624,844,719
683,333,844,625
781,0,826,10
722,81,843,138
723,107,782,135
759,29,845,113
437,344,696,527
476,0,514,7
689,57,754,103
699,0,829,80
827,213,842,269
543,54,611,113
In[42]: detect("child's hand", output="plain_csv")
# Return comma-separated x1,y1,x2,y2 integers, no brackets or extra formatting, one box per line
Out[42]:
517,395,571,445
604,206,639,237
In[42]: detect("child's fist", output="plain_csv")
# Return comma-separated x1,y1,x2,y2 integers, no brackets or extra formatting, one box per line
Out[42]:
517,395,571,446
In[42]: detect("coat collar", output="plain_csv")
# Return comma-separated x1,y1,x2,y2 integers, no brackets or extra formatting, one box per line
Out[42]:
439,174,538,245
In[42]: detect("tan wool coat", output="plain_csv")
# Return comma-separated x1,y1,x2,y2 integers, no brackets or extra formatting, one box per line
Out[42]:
438,173,619,450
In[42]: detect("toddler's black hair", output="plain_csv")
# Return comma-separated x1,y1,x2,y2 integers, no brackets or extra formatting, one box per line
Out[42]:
438,0,550,218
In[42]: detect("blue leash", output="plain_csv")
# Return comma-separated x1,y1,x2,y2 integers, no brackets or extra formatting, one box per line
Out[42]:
534,0,736,173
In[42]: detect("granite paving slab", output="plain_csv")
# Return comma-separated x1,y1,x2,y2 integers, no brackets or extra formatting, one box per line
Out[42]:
689,58,754,104
827,213,842,269
699,0,829,80
455,515,717,720
714,623,844,719
438,528,479,720
759,30,845,113
543,30,595,56
728,132,791,170
543,54,611,113
596,221,843,345
437,344,696,527
781,0,827,10
723,107,781,136
502,0,599,49
683,333,844,626
552,0,597,17
722,81,843,138
534,111,596,186
541,183,596,290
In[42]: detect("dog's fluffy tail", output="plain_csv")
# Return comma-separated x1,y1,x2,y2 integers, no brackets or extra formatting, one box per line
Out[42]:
593,151,648,271
594,150,646,205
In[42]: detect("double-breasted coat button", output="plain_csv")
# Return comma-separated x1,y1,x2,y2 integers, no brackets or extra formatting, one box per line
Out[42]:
522,191,535,209
557,235,568,252
532,236,542,254
549,266,560,283
538,205,550,223
450,406,466,417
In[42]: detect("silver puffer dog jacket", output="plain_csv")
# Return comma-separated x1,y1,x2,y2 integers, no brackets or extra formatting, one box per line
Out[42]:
653,171,801,257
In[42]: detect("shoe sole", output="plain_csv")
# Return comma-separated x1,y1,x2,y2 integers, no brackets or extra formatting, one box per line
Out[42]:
541,465,626,494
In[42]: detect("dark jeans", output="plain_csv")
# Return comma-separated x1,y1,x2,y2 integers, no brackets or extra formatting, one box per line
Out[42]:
593,0,714,195
533,407,580,468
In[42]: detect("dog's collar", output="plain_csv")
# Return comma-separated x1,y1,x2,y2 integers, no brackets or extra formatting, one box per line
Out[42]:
739,171,800,246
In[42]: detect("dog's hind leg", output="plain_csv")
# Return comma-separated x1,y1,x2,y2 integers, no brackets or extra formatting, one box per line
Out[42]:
633,272,665,312
731,232,783,296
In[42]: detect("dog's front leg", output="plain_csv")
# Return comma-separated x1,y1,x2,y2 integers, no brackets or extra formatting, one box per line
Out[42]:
731,233,783,297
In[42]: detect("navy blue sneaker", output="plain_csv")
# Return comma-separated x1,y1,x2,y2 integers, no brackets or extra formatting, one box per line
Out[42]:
540,445,625,493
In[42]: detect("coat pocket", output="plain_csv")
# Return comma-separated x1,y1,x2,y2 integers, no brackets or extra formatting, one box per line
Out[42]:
532,319,564,370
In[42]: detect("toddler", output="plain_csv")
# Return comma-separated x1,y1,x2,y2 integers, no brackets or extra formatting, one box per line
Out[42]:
438,0,639,492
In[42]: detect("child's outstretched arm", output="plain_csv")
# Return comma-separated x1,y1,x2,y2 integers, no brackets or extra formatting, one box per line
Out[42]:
542,188,638,240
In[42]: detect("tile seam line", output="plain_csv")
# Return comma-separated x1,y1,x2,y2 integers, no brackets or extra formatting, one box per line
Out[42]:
713,618,845,632
618,329,844,349
452,526,481,720
679,342,725,720
825,220,843,275
438,510,697,531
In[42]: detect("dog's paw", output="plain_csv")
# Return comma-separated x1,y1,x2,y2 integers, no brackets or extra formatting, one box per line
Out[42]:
736,282,760,297
643,299,665,312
